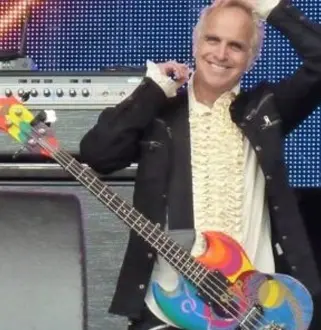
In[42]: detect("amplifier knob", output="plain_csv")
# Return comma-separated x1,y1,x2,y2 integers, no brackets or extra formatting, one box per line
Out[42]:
82,88,90,97
56,88,64,97
18,88,25,97
119,91,126,97
69,89,77,97
31,89,38,97
43,89,51,97
4,89,12,97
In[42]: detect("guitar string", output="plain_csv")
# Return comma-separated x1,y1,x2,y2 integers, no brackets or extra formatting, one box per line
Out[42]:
27,125,288,329
35,130,287,330
52,146,265,329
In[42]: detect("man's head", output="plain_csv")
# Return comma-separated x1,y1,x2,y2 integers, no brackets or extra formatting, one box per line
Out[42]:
192,0,264,96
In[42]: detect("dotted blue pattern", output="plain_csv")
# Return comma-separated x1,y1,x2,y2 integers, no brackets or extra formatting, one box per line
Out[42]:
0,0,321,186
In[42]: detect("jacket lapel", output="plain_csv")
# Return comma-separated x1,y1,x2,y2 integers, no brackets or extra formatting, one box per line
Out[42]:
163,90,195,230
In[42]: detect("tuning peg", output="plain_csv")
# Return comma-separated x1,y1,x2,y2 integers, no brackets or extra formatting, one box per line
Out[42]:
14,109,23,116
38,128,46,135
5,119,13,128
12,146,26,159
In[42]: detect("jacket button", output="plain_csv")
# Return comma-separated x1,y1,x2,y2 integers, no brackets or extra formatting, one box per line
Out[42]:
291,265,297,271
139,284,145,290
147,253,153,259
255,145,262,151
128,320,133,326
266,175,272,180
282,235,287,240
273,205,279,211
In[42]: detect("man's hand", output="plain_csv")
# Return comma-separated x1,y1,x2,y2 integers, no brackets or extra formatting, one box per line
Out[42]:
213,0,256,11
212,0,280,20
157,61,192,87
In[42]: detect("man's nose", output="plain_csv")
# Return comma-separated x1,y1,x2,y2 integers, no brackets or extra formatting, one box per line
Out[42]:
216,44,228,61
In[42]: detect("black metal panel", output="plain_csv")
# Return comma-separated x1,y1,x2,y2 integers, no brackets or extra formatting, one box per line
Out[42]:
0,109,101,156
0,191,85,330
0,180,134,330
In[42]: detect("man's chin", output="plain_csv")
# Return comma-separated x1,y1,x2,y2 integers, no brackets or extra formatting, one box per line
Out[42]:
206,80,230,92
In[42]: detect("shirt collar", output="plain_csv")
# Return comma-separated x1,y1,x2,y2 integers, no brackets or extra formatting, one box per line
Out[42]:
188,74,240,111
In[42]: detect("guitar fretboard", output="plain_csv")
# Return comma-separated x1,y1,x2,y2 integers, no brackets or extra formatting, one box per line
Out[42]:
53,149,210,288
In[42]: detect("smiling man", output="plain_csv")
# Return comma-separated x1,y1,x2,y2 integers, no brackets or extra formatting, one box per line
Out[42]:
80,0,321,329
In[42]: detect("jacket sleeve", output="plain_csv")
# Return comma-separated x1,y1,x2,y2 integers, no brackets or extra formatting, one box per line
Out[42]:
267,0,321,133
79,77,168,173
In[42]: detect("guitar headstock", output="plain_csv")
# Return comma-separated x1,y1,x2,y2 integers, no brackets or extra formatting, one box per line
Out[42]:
0,96,59,158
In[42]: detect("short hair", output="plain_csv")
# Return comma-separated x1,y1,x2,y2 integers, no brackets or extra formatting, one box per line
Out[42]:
192,0,265,69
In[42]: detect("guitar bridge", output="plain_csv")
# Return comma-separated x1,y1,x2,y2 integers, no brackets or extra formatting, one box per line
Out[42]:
238,304,264,329
238,309,285,330
262,322,285,330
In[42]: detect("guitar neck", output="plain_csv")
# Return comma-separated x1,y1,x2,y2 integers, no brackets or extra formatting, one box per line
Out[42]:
52,149,208,287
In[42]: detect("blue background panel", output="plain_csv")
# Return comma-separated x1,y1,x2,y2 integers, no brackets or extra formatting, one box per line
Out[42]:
0,0,320,187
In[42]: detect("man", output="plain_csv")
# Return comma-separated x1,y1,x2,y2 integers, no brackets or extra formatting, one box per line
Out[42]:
80,0,321,329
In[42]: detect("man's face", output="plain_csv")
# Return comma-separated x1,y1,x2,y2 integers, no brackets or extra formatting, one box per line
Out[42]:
194,6,254,93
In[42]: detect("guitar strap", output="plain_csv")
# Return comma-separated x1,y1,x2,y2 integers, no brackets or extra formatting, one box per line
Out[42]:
166,227,195,253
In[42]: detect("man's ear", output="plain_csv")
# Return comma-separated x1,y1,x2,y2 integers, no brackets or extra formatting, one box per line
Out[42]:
192,42,197,57
246,51,256,72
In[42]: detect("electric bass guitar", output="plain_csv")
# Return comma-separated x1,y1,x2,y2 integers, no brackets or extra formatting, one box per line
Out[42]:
0,97,314,330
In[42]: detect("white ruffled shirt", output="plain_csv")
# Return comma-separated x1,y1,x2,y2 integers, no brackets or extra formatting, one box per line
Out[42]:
145,63,275,326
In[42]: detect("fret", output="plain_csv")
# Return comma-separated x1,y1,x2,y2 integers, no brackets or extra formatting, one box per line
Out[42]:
135,216,149,235
161,240,177,260
76,167,87,180
115,201,127,215
182,257,196,275
87,175,97,188
122,208,134,221
175,251,191,272
105,193,117,206
170,247,184,264
64,157,75,171
97,186,107,198
158,237,171,256
150,232,163,248
119,206,132,221
193,267,209,286
144,223,160,242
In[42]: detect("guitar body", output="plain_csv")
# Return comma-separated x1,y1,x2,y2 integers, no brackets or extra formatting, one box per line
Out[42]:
152,231,313,330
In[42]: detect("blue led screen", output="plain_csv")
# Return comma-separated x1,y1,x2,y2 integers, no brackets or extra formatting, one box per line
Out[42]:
0,0,321,187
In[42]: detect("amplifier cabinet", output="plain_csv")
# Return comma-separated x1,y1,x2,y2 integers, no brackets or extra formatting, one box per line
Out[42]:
0,71,143,158
0,179,133,330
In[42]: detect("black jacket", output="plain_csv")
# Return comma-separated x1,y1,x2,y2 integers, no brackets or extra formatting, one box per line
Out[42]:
80,0,321,321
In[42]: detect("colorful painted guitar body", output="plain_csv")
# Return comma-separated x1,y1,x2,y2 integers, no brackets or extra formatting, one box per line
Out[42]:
0,97,314,330
152,231,313,330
